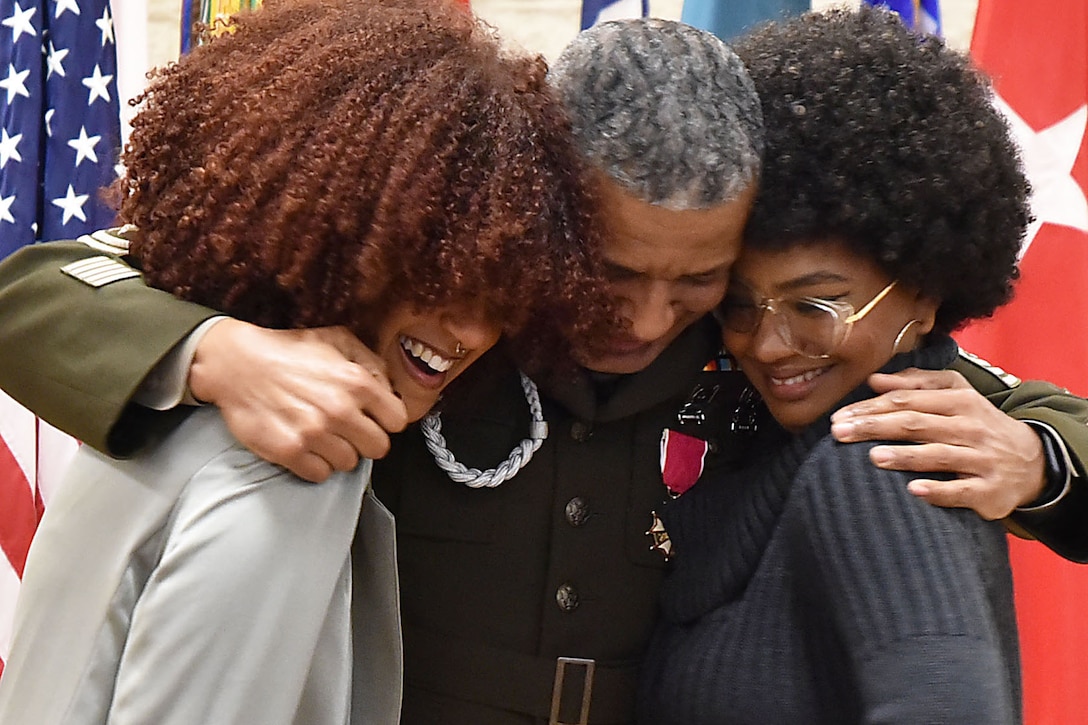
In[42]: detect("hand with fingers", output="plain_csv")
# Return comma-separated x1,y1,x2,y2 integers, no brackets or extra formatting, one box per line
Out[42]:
830,367,1046,520
188,319,409,482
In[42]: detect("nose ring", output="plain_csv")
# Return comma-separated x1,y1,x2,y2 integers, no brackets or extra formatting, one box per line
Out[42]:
455,341,465,356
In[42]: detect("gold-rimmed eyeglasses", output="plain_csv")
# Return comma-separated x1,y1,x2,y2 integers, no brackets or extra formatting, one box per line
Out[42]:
719,280,898,359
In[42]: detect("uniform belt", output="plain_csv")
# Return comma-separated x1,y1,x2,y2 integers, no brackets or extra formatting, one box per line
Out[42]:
403,625,639,724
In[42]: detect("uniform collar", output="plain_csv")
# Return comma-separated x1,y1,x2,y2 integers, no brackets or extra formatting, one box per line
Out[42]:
541,315,722,423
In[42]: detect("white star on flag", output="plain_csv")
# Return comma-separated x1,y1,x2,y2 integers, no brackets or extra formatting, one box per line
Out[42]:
81,64,112,105
44,108,54,136
67,125,100,166
0,194,14,223
52,183,89,224
0,128,21,167
2,2,35,42
46,41,68,78
994,95,1088,258
95,5,112,45
0,63,30,103
53,0,78,17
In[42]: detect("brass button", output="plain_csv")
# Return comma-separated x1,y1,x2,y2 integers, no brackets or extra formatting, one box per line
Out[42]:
570,421,593,442
555,583,580,612
565,497,589,527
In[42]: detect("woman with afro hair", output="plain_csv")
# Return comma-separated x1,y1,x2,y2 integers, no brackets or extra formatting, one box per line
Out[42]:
0,1,617,724
640,8,1029,724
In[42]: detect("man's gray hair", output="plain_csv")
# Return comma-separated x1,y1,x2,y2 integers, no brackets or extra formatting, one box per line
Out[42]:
550,18,763,210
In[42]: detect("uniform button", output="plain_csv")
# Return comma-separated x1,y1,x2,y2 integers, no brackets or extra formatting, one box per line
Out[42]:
570,421,593,442
555,583,580,612
565,497,589,527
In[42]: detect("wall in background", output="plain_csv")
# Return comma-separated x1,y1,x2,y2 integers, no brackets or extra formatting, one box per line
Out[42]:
142,0,978,76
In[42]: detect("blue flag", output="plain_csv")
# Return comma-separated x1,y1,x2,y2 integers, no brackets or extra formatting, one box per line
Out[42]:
864,0,942,35
0,0,121,259
581,0,648,31
680,0,807,41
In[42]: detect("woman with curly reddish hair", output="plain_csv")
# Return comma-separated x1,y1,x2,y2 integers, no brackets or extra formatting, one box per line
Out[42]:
0,1,615,724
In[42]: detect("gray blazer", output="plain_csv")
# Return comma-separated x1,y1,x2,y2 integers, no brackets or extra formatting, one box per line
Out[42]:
0,407,402,724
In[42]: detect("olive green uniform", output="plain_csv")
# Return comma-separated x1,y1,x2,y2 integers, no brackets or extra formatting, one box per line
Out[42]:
2,236,1086,724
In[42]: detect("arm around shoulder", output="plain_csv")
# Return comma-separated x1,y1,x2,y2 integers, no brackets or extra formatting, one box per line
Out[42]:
0,237,218,456
952,353,1088,563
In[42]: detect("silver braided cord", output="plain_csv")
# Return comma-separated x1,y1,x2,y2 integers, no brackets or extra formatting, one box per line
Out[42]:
421,371,548,488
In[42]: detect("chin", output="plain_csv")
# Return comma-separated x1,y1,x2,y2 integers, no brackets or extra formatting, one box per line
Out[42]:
583,348,661,375
762,401,824,434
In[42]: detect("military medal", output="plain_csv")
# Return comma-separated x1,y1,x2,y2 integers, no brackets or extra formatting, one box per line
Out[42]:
646,511,673,561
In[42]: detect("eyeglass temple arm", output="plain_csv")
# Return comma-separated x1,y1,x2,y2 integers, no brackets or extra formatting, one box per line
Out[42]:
843,281,897,324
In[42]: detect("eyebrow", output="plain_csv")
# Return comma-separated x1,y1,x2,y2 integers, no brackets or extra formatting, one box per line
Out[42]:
776,271,850,292
604,260,732,280
731,270,850,295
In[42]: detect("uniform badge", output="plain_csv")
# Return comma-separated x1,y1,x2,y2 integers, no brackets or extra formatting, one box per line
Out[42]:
61,255,141,287
77,225,133,255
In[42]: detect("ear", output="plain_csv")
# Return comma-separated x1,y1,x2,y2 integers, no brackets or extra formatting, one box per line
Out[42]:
912,293,940,335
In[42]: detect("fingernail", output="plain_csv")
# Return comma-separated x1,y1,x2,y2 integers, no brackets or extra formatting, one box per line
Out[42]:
831,408,855,421
870,446,893,466
907,480,929,496
830,421,854,440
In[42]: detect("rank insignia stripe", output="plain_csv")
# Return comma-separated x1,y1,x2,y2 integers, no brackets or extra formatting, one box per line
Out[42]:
957,349,1022,388
61,256,142,288
76,225,134,255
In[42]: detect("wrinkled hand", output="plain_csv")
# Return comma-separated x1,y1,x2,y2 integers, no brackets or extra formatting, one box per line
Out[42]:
189,320,408,482
830,368,1046,520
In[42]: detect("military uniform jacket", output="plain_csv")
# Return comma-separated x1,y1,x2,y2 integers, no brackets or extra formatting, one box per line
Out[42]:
3,235,1088,724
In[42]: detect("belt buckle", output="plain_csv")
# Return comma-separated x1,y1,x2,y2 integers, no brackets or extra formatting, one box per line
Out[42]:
549,656,596,725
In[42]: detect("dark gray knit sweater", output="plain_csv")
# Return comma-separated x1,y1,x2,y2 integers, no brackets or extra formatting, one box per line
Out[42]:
639,336,1021,724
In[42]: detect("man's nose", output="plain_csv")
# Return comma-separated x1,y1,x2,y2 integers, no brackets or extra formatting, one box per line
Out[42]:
623,281,679,343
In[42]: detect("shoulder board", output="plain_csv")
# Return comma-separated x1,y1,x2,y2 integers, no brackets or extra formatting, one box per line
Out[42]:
957,348,1022,389
76,225,135,255
61,255,141,288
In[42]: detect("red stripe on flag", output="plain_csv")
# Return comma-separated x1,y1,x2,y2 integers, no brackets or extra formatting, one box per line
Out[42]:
0,438,39,578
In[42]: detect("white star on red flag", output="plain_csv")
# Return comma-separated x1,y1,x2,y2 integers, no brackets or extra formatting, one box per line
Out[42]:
994,97,1088,256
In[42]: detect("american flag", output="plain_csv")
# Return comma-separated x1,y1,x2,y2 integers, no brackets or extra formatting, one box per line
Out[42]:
0,0,119,677
863,0,941,35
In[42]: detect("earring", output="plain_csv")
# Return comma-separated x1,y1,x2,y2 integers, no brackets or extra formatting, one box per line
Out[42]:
892,319,922,355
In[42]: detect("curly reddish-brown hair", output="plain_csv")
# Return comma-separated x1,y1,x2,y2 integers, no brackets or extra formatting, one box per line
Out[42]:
121,0,617,367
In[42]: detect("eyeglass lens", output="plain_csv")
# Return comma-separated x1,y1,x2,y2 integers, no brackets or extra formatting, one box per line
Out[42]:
721,296,845,358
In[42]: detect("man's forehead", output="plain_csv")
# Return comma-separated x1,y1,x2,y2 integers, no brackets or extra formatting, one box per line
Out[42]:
600,229,741,287
597,179,753,274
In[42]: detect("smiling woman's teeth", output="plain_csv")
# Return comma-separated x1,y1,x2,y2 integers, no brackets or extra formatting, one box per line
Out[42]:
771,368,825,386
400,337,454,373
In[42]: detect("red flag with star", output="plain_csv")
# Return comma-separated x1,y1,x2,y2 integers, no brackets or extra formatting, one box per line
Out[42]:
956,1,1088,722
